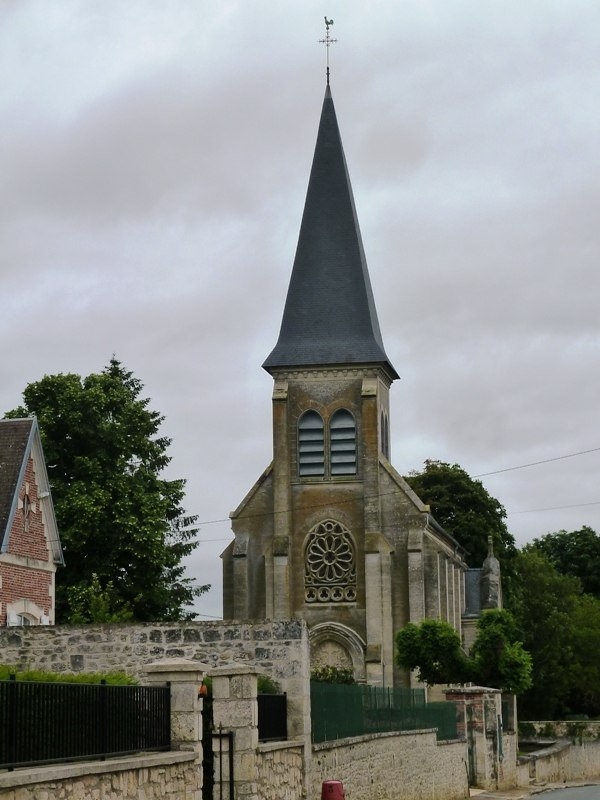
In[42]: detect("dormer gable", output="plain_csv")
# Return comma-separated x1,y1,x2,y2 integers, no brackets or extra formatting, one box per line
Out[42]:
0,417,63,566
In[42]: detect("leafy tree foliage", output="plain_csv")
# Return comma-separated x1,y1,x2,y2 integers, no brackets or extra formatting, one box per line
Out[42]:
469,610,532,694
509,548,600,718
6,358,208,622
395,619,470,686
405,460,516,569
528,526,600,598
396,611,531,694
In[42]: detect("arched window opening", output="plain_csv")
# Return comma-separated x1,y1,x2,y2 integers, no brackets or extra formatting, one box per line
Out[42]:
298,411,325,476
330,410,356,475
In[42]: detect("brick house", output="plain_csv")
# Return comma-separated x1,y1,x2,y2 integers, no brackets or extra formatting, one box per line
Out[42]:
0,417,63,626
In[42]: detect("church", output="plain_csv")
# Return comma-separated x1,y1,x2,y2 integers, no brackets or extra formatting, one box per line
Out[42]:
221,75,498,688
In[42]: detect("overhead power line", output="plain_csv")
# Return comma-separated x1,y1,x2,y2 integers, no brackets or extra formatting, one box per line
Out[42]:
192,446,600,533
508,500,600,515
473,446,600,478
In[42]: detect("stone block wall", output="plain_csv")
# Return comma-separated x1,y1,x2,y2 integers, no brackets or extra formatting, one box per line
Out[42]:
520,739,600,786
311,731,468,800
0,751,199,800
0,619,311,741
256,742,304,800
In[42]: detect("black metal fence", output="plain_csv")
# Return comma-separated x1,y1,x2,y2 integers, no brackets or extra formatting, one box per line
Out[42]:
257,693,287,741
310,682,458,743
0,676,170,769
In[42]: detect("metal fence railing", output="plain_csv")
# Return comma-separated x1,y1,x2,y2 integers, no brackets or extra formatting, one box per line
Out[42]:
0,676,171,770
310,682,457,743
257,693,287,742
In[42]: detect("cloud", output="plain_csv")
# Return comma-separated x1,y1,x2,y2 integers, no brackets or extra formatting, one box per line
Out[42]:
2,0,600,618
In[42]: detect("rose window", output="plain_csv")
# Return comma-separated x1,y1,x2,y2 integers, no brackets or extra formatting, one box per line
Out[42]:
304,520,356,603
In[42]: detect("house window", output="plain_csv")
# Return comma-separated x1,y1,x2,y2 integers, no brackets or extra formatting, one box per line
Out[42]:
304,519,357,603
7,612,36,626
330,410,356,476
298,411,325,476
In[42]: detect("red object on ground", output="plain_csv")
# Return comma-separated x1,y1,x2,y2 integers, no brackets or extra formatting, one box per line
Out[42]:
321,780,345,800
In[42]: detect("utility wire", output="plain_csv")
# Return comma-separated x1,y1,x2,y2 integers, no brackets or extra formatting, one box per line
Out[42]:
192,446,600,532
508,500,600,515
473,446,600,478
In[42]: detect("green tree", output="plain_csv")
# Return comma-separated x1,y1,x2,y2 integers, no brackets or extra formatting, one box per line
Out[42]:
568,594,600,715
67,573,134,624
509,548,591,718
405,460,517,582
469,610,532,694
5,358,208,622
396,619,471,686
396,611,531,693
528,526,600,598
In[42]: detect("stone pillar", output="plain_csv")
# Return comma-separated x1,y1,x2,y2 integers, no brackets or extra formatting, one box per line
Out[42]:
365,535,394,687
273,548,290,619
445,686,503,790
211,665,260,800
365,550,383,686
380,547,394,688
144,658,209,773
272,380,292,620
407,530,426,625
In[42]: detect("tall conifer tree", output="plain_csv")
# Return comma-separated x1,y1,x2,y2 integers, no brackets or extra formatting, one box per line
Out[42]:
6,358,208,622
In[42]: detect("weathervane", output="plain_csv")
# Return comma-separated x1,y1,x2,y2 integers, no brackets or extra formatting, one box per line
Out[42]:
319,17,337,85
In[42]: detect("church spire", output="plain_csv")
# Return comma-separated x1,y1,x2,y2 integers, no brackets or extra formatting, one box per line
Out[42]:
263,85,398,380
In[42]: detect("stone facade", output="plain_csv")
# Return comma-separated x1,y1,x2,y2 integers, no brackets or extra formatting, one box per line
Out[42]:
223,367,471,689
221,83,496,690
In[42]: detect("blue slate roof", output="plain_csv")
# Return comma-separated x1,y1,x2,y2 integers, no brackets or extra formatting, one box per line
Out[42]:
263,85,398,380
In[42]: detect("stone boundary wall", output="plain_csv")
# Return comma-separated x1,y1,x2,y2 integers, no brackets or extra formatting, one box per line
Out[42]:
311,730,469,800
0,619,311,742
517,739,600,787
256,741,305,800
0,751,198,800
0,620,306,683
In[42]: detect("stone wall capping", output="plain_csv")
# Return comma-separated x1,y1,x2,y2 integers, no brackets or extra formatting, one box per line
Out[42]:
257,740,305,754
444,684,501,695
210,664,261,676
144,658,211,675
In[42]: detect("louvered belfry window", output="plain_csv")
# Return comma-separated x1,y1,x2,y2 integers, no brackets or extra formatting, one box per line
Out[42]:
330,410,356,475
298,410,325,476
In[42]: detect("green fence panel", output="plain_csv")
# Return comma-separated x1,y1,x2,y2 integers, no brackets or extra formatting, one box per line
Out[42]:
310,683,457,743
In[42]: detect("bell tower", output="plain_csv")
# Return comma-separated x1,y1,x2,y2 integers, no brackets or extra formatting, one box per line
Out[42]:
223,78,469,689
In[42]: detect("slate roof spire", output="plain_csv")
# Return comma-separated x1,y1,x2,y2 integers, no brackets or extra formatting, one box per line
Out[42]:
263,84,398,380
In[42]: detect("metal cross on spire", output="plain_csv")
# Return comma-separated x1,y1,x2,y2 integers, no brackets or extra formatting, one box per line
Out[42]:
319,17,337,85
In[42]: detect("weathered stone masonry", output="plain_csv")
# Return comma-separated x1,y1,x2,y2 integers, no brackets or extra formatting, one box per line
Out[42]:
0,619,311,741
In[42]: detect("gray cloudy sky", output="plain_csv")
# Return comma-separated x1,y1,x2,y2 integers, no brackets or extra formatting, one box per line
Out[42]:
2,1,599,619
